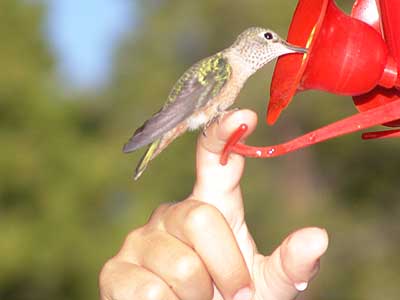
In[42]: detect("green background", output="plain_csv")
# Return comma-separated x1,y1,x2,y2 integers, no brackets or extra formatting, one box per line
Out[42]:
1,0,399,299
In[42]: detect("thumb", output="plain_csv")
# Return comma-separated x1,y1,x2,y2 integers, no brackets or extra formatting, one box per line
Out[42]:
255,227,329,300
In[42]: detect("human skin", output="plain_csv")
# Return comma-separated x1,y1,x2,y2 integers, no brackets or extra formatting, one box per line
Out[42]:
99,109,329,300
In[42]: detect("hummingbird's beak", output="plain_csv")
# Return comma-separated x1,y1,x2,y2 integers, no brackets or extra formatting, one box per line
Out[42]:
281,40,308,54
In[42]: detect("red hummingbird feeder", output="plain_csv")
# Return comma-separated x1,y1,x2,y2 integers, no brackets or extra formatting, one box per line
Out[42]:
221,0,400,165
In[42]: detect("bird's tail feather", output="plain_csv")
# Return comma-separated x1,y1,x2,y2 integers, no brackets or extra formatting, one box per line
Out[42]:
134,139,161,180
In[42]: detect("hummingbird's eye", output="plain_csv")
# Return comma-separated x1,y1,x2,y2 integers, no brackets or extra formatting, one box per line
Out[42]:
264,32,273,40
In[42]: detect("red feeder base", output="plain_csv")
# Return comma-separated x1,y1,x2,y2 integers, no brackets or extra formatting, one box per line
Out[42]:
220,0,400,165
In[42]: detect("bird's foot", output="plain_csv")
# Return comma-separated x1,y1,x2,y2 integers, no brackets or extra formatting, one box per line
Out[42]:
202,116,220,136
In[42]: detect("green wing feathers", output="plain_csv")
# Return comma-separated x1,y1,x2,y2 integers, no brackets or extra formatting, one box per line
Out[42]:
125,53,232,179
197,53,232,90
123,53,232,153
167,53,232,105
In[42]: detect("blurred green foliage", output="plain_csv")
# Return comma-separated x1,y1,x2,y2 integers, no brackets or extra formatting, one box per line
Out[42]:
1,0,399,299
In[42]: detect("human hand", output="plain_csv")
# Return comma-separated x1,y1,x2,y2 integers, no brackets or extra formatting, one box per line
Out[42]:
99,109,329,300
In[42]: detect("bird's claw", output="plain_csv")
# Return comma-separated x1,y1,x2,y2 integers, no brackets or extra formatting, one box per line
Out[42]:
202,108,240,137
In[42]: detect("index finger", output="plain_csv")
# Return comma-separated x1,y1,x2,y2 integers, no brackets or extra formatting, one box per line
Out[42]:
192,109,258,203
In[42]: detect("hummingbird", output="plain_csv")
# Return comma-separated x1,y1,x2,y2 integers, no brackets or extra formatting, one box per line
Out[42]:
123,27,307,180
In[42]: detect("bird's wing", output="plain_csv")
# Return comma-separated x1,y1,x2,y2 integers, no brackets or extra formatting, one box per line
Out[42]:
123,53,232,152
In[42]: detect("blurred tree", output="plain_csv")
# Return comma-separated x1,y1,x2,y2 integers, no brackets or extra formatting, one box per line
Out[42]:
0,1,137,299
0,0,399,300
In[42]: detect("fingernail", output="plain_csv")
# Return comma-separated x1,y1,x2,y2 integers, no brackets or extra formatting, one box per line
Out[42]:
294,281,308,292
233,287,253,300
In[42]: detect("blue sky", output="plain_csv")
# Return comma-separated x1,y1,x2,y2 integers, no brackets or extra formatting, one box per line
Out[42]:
46,0,135,90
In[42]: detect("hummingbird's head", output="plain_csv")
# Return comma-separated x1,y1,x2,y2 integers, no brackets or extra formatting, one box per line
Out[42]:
231,27,307,72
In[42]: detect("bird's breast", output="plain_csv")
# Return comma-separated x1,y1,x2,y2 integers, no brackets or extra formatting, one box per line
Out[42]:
186,77,244,131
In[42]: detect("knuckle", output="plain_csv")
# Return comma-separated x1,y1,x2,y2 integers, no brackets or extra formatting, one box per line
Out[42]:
173,252,203,282
99,257,117,286
148,203,171,222
100,261,170,300
139,279,169,300
124,227,146,246
185,203,221,232
98,259,121,300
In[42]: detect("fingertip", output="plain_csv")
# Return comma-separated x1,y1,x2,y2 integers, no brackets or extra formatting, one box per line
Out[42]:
199,109,258,155
281,227,329,283
233,286,254,300
286,227,329,256
216,109,258,141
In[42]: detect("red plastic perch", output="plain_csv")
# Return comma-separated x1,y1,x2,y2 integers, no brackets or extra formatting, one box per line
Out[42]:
220,98,400,165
